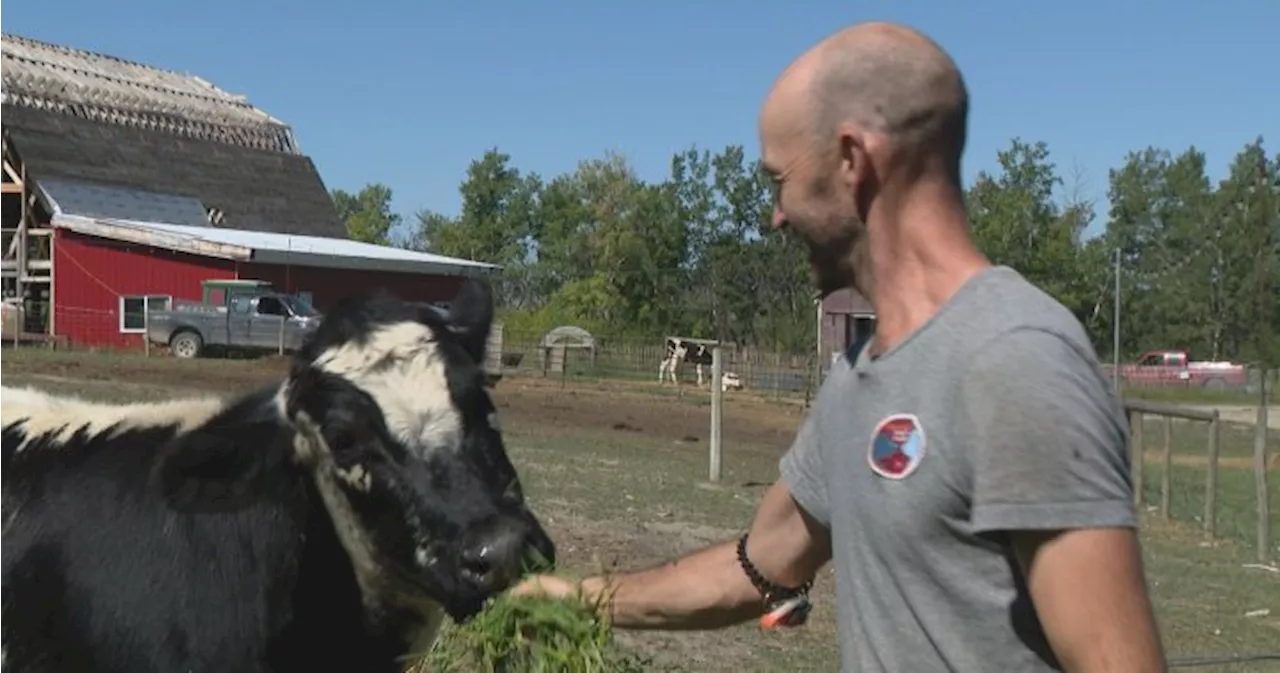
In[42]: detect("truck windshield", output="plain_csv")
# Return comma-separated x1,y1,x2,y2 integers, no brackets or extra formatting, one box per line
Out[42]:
283,295,319,317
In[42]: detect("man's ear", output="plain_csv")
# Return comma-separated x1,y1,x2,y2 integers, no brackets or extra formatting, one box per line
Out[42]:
152,417,292,513
447,278,494,364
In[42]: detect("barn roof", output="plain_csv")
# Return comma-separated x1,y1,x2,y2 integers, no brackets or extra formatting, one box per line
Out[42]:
1,33,345,239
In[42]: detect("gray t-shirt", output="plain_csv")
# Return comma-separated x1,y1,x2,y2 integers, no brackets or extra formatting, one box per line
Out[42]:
781,265,1136,672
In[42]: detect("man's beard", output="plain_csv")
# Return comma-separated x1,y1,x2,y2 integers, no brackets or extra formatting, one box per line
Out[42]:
807,221,871,302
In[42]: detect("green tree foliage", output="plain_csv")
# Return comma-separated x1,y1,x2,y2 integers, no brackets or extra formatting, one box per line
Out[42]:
377,136,1275,366
331,183,401,245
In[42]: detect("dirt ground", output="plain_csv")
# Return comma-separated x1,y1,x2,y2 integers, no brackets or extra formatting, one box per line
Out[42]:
3,349,1278,671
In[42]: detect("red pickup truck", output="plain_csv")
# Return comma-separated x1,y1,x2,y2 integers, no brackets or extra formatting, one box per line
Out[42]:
1104,350,1247,391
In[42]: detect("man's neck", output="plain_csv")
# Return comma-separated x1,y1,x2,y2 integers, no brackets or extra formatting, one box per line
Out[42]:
862,179,990,357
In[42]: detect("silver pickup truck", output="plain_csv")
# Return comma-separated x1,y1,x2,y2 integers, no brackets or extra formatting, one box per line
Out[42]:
146,292,322,359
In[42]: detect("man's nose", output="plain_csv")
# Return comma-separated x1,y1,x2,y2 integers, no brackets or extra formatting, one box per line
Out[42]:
771,207,788,229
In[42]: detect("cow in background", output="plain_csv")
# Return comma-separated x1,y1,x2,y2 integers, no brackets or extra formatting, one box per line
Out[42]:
659,337,714,386
1,280,555,673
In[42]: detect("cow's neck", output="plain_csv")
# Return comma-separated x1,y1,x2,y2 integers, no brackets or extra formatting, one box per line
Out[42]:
288,414,445,655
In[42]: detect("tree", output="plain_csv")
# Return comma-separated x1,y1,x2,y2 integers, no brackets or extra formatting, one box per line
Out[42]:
967,139,1091,321
408,149,543,308
331,183,401,246
387,131,1272,365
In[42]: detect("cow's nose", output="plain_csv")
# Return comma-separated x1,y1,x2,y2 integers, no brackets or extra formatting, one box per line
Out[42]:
458,517,528,593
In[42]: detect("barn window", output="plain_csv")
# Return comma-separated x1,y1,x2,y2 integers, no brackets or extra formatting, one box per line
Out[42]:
119,295,172,333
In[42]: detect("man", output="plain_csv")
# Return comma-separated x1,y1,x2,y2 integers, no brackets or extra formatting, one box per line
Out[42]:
512,21,1167,673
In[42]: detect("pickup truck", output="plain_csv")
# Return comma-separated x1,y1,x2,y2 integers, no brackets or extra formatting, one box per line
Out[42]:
1103,349,1248,391
147,291,322,359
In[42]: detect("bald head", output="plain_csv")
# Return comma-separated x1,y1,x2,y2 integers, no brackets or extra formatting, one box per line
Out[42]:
767,22,969,178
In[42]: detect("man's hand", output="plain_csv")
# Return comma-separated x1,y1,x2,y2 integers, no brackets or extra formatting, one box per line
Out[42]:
505,479,832,631
509,575,579,601
1013,527,1166,673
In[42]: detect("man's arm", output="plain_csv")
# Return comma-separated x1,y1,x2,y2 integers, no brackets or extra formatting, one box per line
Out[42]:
1011,529,1164,673
513,479,832,630
964,327,1165,672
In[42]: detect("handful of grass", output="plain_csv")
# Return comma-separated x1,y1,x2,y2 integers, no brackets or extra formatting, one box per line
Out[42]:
413,592,648,673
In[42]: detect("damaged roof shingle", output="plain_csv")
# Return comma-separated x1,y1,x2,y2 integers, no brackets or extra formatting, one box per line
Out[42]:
1,33,345,240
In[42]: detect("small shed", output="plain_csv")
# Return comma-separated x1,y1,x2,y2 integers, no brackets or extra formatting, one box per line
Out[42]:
539,326,598,375
819,287,876,378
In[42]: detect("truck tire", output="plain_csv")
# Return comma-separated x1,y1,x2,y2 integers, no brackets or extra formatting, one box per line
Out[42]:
171,331,203,359
1202,376,1226,392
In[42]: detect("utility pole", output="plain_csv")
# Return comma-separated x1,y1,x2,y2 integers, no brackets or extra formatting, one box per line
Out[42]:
1252,156,1273,562
1113,247,1122,394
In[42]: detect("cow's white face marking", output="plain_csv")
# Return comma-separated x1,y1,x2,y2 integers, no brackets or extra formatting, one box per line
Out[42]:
310,321,463,457
0,386,225,452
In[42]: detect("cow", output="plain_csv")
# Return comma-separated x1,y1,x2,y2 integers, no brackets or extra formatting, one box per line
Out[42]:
720,371,743,392
0,279,555,673
658,337,714,387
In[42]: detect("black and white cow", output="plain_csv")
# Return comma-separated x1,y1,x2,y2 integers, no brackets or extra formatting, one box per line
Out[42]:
0,279,555,673
658,337,713,387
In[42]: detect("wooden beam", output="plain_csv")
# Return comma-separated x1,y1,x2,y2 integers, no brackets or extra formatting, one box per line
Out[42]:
2,159,21,184
15,162,27,302
1122,398,1219,422
0,261,51,271
48,219,56,336
1,183,22,194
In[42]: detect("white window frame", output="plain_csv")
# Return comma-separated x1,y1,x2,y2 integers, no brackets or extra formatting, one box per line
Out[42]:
118,294,173,333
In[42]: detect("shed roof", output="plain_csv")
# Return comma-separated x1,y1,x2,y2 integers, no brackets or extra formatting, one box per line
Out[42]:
36,173,498,278
53,213,501,279
822,287,875,316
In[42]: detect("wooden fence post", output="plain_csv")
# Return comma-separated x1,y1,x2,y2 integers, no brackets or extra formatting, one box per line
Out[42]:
1130,409,1145,507
709,346,724,483
1255,377,1272,563
1161,416,1173,519
1124,399,1223,525
1204,413,1219,539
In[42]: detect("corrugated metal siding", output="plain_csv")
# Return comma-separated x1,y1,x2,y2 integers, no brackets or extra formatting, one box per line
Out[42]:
54,229,235,349
237,263,466,312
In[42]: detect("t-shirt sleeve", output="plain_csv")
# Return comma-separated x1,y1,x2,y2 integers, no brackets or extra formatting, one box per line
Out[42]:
962,327,1137,535
779,407,831,527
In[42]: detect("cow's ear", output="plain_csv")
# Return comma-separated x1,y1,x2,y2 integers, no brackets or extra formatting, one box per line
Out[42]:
447,278,494,364
152,411,292,513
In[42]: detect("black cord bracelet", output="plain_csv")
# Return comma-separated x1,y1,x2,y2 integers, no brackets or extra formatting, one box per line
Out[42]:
735,532,813,607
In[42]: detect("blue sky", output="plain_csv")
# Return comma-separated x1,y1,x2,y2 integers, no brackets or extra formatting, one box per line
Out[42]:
5,1,1276,242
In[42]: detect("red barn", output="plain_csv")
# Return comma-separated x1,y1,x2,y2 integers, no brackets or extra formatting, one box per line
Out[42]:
1,33,497,350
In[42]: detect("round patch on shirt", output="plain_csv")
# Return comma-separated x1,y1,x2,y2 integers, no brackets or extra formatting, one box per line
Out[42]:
867,413,927,480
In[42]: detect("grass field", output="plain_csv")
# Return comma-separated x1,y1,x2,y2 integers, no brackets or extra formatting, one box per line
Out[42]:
3,348,1278,672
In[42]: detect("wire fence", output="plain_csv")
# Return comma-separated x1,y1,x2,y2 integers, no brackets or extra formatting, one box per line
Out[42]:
3,303,824,403
1126,400,1278,563
495,328,820,403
